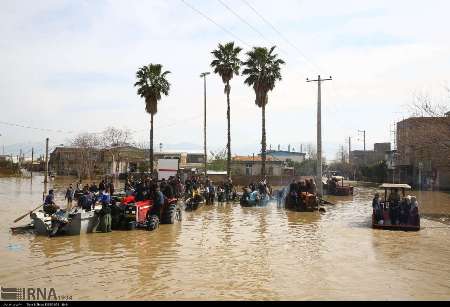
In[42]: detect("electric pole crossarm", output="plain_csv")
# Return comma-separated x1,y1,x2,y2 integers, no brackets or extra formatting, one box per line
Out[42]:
306,78,332,82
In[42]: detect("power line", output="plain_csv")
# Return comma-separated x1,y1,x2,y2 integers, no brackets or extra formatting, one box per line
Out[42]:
241,0,323,73
0,120,78,134
180,0,250,48
216,0,297,70
216,0,268,42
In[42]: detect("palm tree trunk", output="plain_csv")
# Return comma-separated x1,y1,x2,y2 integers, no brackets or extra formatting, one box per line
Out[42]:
226,81,231,180
150,113,154,175
261,103,266,178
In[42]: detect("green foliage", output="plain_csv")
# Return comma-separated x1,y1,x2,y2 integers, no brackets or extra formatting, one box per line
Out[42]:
134,63,171,115
359,160,388,183
210,42,242,89
138,161,150,173
207,149,227,171
208,160,227,171
242,46,285,107
286,159,318,176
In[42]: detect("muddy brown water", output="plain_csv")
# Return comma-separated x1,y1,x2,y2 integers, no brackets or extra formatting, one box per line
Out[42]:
1,175,450,300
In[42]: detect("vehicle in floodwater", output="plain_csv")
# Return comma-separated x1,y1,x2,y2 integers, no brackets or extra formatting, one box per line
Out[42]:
284,191,319,212
19,190,181,236
372,183,420,231
115,194,181,231
30,206,101,237
185,189,204,211
240,189,270,207
325,176,354,196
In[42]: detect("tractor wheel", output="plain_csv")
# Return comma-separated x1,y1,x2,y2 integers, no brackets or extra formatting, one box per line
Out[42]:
146,215,159,231
161,203,176,224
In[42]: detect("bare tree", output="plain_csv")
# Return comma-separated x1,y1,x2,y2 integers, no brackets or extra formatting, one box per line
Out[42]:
71,133,102,179
102,127,132,147
101,127,133,176
408,90,449,117
399,87,450,171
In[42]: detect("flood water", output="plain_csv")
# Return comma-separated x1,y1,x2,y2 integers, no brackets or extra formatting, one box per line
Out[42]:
1,175,450,300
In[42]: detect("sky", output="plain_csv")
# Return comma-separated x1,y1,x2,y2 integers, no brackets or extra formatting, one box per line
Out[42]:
1,0,449,160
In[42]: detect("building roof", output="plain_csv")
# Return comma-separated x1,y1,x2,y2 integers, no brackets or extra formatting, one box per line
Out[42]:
232,155,282,162
379,183,412,189
266,150,306,156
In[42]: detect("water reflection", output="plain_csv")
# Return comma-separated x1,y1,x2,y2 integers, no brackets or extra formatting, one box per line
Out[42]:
1,175,450,300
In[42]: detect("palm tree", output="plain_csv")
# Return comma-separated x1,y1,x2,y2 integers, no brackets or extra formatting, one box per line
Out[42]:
242,46,284,177
210,42,242,179
134,63,171,175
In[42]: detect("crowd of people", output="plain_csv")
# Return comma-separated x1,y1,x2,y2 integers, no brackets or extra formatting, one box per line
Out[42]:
43,178,116,232
241,179,273,203
285,178,317,207
372,189,420,226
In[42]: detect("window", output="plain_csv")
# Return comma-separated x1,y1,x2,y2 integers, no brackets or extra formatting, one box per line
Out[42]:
245,163,252,176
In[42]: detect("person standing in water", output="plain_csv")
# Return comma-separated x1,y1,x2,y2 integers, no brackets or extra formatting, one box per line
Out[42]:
65,184,75,211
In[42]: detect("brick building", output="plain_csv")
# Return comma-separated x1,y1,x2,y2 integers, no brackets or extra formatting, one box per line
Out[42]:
395,115,450,190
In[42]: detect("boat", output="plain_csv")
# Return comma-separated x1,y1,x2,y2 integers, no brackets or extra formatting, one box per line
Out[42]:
30,206,102,236
326,176,354,196
372,183,420,231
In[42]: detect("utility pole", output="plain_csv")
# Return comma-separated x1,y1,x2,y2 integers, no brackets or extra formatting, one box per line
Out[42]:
307,75,332,198
31,147,34,178
358,129,366,165
200,72,210,182
19,149,22,170
358,130,366,152
44,138,49,196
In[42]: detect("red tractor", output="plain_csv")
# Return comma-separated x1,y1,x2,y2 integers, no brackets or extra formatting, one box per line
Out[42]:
118,195,181,231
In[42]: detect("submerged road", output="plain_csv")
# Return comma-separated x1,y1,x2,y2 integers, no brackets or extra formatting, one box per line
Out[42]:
1,175,449,300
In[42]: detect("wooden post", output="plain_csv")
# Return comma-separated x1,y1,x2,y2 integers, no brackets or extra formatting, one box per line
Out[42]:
31,147,34,177
44,138,49,195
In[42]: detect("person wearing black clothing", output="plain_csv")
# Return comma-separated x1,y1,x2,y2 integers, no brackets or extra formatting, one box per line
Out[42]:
79,191,92,211
163,182,174,199
208,182,215,204
99,180,106,192
135,181,145,201
289,180,299,194
89,182,98,193
43,189,59,215
185,179,192,196
160,178,167,192
109,181,115,195
98,199,112,233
